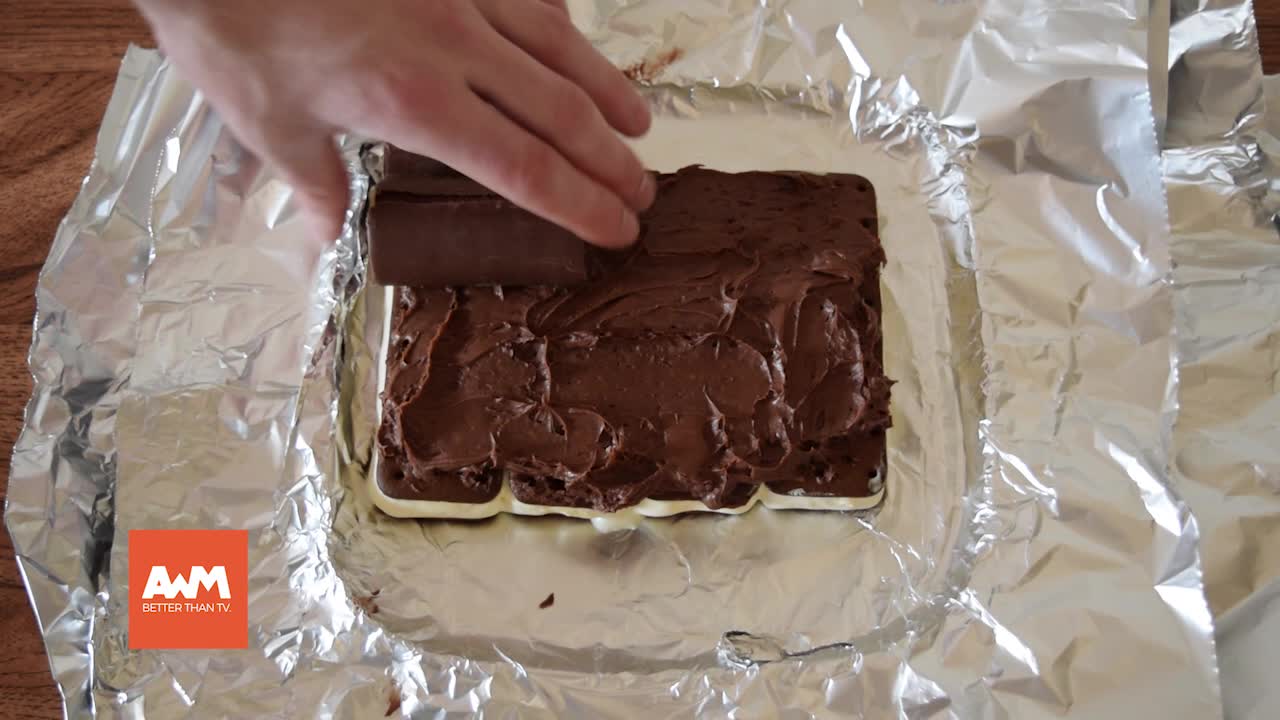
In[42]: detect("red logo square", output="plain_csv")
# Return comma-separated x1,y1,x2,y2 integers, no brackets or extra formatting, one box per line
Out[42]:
128,529,248,650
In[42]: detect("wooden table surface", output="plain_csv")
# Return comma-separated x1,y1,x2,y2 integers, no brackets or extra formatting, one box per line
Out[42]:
2,2,1279,717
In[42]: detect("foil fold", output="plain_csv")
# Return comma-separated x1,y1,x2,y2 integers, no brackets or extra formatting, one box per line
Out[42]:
1164,2,1280,717
7,0,1262,716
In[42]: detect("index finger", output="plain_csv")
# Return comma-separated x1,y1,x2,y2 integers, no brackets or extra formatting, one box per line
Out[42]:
379,88,640,249
478,0,651,138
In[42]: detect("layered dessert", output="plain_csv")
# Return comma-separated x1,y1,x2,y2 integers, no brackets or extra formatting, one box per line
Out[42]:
368,148,891,520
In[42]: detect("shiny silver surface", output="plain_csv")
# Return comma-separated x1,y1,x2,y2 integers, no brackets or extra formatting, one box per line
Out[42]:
9,0,1269,715
1166,2,1280,718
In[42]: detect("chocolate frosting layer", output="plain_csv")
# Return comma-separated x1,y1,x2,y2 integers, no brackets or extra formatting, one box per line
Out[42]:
377,167,891,512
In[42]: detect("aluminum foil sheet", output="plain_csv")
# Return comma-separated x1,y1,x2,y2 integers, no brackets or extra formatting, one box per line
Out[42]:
5,0,1234,717
1164,2,1280,718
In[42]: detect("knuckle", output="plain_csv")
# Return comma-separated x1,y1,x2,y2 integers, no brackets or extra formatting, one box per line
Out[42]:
548,84,595,135
372,83,424,124
427,0,479,47
375,69,448,117
530,6,575,62
536,3,575,37
369,75,414,116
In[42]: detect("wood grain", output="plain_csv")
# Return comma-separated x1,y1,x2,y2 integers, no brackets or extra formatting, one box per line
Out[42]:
0,1,149,73
1,4,149,716
1261,3,1280,74
0,2,1278,718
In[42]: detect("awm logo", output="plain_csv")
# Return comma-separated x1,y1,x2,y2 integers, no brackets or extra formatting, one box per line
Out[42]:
141,565,231,600
129,529,248,649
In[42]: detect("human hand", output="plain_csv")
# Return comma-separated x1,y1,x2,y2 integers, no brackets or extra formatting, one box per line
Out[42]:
132,0,654,247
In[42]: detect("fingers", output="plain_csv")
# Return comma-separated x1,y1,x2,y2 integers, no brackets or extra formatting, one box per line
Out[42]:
272,135,349,244
476,0,651,138
226,115,350,244
467,31,654,213
380,87,640,249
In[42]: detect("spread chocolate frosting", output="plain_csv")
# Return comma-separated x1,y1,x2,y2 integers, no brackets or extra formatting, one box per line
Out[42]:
375,165,891,512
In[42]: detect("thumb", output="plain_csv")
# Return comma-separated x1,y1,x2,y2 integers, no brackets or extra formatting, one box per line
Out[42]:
230,118,350,246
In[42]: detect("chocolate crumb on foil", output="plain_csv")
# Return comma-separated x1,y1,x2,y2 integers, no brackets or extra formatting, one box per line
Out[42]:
354,588,381,615
623,48,685,84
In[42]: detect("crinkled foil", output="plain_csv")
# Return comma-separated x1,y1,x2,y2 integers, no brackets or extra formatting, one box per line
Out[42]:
5,0,1241,716
1164,2,1280,718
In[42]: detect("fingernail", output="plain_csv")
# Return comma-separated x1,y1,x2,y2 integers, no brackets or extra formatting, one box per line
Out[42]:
620,208,640,246
637,172,656,210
